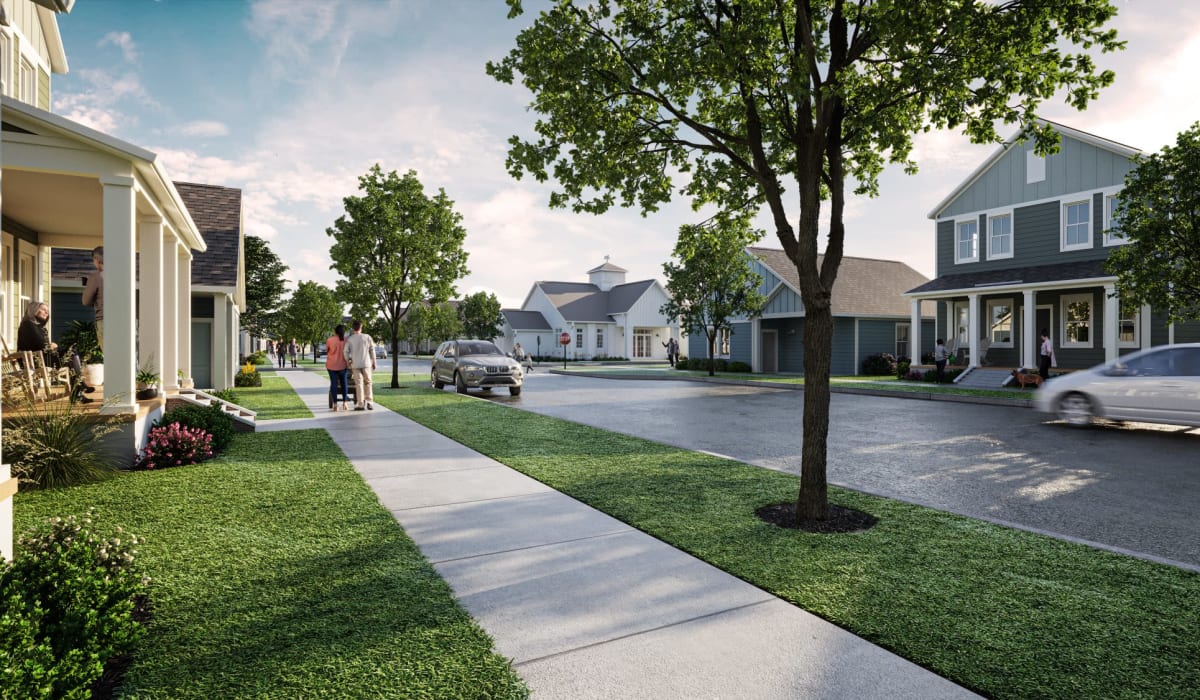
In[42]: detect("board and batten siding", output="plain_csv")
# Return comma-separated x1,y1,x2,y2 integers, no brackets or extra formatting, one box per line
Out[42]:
625,284,672,326
729,322,752,366
36,64,48,110
939,135,1133,219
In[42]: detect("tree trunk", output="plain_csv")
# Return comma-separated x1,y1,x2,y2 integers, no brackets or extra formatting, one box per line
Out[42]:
797,302,832,521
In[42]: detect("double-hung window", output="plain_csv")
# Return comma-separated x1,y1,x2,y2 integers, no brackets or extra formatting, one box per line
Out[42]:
1062,293,1093,348
1118,302,1139,347
595,328,604,349
895,323,910,359
988,214,1012,259
1062,200,1091,250
955,220,978,263
575,328,583,349
718,328,731,356
19,58,35,105
986,300,1013,347
1104,194,1125,246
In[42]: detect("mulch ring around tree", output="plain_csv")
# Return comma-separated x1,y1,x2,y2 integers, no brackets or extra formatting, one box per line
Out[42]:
755,502,878,534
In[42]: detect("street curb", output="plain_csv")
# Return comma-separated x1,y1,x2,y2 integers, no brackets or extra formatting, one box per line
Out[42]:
550,369,1036,409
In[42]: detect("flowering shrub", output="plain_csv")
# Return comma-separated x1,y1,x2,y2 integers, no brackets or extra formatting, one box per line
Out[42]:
862,352,897,376
1,510,149,698
133,422,214,470
158,403,235,452
235,360,261,387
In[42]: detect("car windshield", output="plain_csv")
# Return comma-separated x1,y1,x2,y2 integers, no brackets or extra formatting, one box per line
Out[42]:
459,341,503,357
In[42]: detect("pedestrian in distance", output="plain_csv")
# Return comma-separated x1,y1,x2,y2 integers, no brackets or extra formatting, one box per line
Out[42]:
344,319,377,411
325,324,350,411
288,338,299,368
933,338,948,381
662,336,679,368
513,342,533,373
276,339,286,369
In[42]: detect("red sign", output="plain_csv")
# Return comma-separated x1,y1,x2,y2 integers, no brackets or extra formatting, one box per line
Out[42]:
559,332,571,345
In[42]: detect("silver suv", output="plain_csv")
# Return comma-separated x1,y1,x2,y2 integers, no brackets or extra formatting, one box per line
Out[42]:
431,340,524,396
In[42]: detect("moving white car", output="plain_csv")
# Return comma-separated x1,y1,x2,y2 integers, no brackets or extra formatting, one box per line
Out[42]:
1035,343,1200,427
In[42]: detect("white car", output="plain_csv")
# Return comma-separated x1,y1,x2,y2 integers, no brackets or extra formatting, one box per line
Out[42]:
1035,344,1200,427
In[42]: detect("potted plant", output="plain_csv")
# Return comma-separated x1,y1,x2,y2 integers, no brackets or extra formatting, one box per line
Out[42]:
62,320,104,389
136,361,160,401
177,368,194,390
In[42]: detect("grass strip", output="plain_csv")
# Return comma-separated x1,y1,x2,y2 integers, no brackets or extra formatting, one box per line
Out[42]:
228,375,313,420
14,430,527,699
372,383,1200,700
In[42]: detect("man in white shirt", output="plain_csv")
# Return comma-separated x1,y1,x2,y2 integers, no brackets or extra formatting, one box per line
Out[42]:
343,319,377,410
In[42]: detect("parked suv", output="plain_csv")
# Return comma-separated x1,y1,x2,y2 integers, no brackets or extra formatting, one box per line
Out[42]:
431,340,523,396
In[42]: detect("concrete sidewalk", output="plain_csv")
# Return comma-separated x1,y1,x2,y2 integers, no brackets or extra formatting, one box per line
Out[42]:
261,370,977,699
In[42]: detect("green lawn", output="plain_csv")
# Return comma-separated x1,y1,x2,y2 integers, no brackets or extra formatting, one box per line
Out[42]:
371,384,1200,700
13,430,527,699
228,375,313,420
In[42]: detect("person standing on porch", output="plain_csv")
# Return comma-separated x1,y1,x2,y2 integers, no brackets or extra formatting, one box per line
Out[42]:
344,320,376,411
934,338,948,381
1039,329,1055,380
81,246,104,352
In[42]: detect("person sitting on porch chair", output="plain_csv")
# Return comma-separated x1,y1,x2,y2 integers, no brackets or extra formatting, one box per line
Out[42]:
18,301,60,367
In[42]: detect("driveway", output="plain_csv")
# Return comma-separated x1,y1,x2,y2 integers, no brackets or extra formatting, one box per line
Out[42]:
482,370,1200,569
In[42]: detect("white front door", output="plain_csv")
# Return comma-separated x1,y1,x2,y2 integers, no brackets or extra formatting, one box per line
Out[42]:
634,331,652,358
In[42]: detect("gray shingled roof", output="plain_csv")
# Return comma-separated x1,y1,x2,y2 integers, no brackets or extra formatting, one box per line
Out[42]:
905,259,1109,295
174,182,241,287
606,279,655,315
501,309,552,330
51,248,100,282
587,260,627,274
536,282,611,323
749,247,930,317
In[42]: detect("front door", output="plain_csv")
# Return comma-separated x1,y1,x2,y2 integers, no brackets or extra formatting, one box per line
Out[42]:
191,320,212,389
633,331,652,358
762,329,778,373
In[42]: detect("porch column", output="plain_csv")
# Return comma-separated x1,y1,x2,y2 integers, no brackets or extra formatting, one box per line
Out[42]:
1103,283,1119,363
967,292,980,368
751,318,761,372
162,238,179,388
178,247,192,383
1140,304,1152,350
909,299,921,361
137,217,164,382
100,175,137,414
1022,290,1036,369
213,295,229,389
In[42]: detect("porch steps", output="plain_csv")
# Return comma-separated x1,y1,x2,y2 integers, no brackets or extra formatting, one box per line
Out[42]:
170,389,257,431
954,367,1020,389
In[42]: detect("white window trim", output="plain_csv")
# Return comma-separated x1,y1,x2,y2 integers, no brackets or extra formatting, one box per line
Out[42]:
1061,199,1092,252
987,212,1014,261
575,327,583,349
718,328,731,357
954,219,979,264
1103,192,1126,247
595,327,604,349
895,323,910,359
19,57,35,105
986,299,1015,348
1117,303,1139,348
0,31,10,97
1061,293,1094,349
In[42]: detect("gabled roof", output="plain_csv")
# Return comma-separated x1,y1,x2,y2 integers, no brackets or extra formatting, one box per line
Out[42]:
905,259,1109,296
606,279,655,314
748,247,930,317
587,260,627,274
927,120,1142,220
174,182,241,288
501,309,552,330
533,278,660,323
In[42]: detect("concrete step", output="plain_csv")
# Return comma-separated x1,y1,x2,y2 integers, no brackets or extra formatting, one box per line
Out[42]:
954,368,1016,389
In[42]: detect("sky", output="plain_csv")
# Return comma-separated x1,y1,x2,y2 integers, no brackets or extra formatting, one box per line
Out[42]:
49,0,1200,309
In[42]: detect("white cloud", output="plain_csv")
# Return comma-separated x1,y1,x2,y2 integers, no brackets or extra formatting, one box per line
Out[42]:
175,120,230,137
99,31,138,63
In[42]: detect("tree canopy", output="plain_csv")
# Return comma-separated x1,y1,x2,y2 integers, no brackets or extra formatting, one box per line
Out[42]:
280,281,341,362
1106,122,1200,324
242,235,288,339
459,291,504,340
490,0,1122,523
661,213,767,376
327,165,469,388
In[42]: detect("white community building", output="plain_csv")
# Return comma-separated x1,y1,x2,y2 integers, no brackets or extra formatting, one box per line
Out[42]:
498,259,679,361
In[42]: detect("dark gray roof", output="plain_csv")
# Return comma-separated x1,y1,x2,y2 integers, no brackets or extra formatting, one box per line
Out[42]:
501,309,552,330
606,279,655,315
174,182,241,287
51,248,100,282
587,260,627,274
536,282,610,322
749,247,931,317
906,259,1110,295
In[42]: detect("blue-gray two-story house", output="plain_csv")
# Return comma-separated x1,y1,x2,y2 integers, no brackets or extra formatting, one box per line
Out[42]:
904,120,1200,372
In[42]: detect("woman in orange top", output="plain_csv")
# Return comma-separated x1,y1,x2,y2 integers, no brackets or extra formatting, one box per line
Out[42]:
325,324,350,411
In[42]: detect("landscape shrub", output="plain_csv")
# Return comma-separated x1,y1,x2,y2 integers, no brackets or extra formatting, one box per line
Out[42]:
687,357,708,371
673,354,689,369
727,361,752,373
4,395,122,490
209,388,238,403
132,422,214,470
234,360,261,388
861,352,897,376
921,368,964,384
0,511,148,698
920,351,936,364
905,368,924,381
249,350,268,365
157,402,235,452
897,359,911,379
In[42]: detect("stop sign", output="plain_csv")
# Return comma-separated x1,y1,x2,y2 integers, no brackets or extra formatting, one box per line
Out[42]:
559,332,571,345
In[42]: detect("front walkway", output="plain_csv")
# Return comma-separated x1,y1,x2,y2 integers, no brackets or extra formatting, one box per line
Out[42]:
258,370,976,698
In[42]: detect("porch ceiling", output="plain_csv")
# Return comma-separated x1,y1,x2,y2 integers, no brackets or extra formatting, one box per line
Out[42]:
2,169,159,244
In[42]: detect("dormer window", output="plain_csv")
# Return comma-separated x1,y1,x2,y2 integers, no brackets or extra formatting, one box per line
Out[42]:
19,58,35,105
955,219,979,263
1062,200,1091,251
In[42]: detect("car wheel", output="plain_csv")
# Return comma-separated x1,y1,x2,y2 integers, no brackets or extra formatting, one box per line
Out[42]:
431,370,444,390
1057,392,1094,427
455,372,468,394
509,385,521,397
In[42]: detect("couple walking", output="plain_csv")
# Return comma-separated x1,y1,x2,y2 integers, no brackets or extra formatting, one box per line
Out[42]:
324,320,376,411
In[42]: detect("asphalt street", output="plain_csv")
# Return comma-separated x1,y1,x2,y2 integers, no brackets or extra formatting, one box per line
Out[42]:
451,365,1200,570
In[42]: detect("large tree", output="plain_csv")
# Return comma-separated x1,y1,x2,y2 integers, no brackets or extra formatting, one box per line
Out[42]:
1106,122,1200,323
662,213,767,376
489,0,1121,523
242,235,289,339
280,281,341,363
328,165,469,388
459,291,505,340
